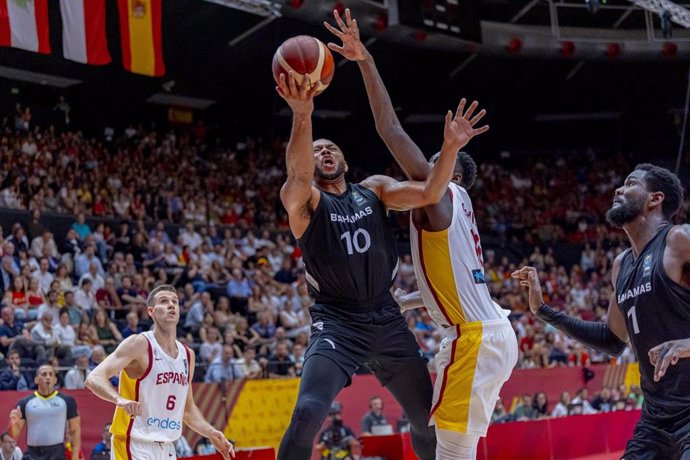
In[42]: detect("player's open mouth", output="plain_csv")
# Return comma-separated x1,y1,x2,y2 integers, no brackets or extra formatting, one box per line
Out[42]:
322,158,335,166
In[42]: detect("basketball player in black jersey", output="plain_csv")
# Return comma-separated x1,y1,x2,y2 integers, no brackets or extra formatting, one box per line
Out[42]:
512,164,690,459
274,54,487,459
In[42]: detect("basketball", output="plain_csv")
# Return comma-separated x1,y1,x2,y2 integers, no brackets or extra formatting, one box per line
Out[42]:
272,35,335,95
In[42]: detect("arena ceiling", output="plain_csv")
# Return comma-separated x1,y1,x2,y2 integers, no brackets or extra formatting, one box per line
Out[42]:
0,0,688,162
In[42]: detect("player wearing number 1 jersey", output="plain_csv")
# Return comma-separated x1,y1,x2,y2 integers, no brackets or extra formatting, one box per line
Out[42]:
85,285,234,460
513,164,690,459
275,49,488,459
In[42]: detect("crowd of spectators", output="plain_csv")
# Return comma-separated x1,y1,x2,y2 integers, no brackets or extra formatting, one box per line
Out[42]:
2,103,290,232
2,104,689,399
491,384,645,425
4,104,688,240
0,207,312,390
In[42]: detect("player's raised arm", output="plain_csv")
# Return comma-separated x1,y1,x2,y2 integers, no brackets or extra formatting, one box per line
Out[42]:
511,261,629,356
363,99,486,211
325,8,488,181
85,334,147,416
277,71,321,238
325,9,428,181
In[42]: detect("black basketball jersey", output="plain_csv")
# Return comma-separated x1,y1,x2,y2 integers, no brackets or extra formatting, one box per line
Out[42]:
298,183,399,309
616,224,690,412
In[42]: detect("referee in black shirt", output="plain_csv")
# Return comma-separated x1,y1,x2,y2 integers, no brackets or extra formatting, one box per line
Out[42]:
8,364,81,460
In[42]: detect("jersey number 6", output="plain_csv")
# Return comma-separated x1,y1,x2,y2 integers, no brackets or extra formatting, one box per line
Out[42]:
166,395,176,411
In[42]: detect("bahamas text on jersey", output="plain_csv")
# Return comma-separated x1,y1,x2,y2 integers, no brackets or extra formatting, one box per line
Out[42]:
330,207,373,224
617,282,652,304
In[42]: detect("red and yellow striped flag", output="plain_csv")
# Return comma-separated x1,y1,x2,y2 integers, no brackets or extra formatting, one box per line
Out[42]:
117,0,164,76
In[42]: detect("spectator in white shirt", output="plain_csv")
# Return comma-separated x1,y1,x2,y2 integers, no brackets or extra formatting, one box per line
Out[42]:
571,388,598,415
0,431,23,460
30,310,71,360
199,327,223,363
237,347,262,379
0,185,22,209
180,222,202,251
30,230,59,259
36,289,61,326
20,134,37,156
279,299,311,339
551,391,572,418
74,278,97,314
32,258,54,294
64,352,91,390
56,308,90,357
79,262,105,292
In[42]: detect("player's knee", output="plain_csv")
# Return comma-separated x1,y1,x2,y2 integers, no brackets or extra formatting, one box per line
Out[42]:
290,398,330,440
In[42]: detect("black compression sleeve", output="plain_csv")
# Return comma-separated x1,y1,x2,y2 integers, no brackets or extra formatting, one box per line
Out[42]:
536,304,626,356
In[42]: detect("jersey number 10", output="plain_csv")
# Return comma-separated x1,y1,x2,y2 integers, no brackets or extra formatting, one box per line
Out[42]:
340,229,371,255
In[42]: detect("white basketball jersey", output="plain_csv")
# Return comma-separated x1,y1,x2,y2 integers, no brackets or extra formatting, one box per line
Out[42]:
410,182,505,326
111,331,190,442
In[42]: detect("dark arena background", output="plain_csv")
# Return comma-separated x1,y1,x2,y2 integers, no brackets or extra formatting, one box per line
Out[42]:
0,0,689,459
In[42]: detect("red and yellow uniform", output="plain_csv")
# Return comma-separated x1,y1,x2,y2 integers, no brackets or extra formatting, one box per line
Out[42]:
410,182,518,436
110,331,190,459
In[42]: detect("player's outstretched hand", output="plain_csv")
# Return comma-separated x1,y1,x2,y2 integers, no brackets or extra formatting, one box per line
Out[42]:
510,266,544,315
649,338,690,382
324,8,366,62
275,71,320,116
116,397,142,417
209,429,235,459
441,98,489,154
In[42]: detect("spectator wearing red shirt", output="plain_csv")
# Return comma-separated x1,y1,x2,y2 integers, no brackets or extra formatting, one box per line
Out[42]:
519,325,535,353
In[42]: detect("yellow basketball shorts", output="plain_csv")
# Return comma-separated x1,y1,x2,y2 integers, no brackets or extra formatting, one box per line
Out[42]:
430,318,518,437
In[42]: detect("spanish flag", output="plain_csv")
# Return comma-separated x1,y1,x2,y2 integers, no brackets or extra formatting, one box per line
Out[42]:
117,0,164,77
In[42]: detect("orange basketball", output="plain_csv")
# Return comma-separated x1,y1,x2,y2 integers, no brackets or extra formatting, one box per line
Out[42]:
272,35,335,95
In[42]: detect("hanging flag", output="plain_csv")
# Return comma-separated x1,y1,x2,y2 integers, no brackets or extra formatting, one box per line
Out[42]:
0,0,51,54
117,0,165,77
60,0,111,65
